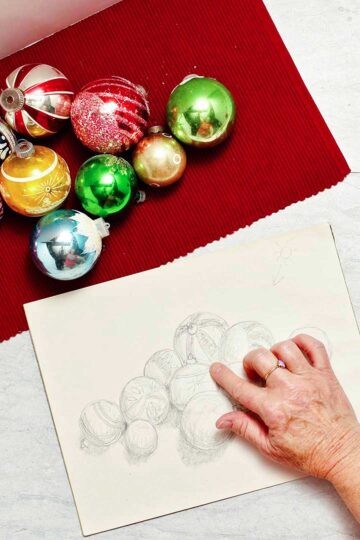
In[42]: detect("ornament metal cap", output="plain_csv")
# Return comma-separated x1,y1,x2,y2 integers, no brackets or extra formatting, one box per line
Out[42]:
94,218,110,238
135,190,146,203
147,125,165,135
180,74,204,85
15,139,35,158
0,87,25,112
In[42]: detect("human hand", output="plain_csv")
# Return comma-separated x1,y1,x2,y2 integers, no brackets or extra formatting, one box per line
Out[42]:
210,334,360,481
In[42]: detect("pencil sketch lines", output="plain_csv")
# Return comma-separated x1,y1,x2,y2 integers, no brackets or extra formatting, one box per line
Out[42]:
272,242,294,286
79,314,332,465
174,313,229,365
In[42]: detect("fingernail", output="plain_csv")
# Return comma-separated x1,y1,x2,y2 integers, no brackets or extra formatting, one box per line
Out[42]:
216,419,233,430
211,362,223,375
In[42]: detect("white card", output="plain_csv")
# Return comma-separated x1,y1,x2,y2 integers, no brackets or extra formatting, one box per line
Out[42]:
24,223,360,536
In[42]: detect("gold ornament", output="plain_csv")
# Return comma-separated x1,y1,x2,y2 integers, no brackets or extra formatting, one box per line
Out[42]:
0,141,71,217
133,126,186,187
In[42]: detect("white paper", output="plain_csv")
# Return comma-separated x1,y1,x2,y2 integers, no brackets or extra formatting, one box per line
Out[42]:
24,223,360,536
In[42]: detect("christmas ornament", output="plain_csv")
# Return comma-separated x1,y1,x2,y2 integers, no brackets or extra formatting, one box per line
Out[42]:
181,391,233,450
30,209,110,280
174,312,229,365
289,326,332,357
132,126,186,187
220,321,274,364
0,119,16,164
0,63,73,137
124,420,158,457
166,75,236,147
75,154,137,217
80,400,126,448
120,376,169,425
144,349,182,387
71,77,150,154
0,140,71,217
169,364,217,411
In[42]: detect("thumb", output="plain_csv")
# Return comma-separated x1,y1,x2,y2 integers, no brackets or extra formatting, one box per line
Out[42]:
216,411,269,453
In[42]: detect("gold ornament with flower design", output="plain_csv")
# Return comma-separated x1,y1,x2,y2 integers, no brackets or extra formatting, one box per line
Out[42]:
0,145,71,217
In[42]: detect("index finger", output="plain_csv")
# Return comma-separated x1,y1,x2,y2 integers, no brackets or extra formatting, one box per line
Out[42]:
210,362,265,418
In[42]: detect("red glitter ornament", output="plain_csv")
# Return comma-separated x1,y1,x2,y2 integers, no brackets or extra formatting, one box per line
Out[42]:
71,77,150,154
0,63,74,138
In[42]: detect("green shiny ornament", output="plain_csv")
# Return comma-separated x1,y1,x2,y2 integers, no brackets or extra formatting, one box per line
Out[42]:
75,154,137,217
166,75,236,148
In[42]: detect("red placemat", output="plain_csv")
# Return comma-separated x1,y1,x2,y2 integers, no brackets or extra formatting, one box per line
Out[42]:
0,0,350,342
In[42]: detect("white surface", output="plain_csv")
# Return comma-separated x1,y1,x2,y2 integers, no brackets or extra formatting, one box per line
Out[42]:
1,0,360,538
0,0,120,60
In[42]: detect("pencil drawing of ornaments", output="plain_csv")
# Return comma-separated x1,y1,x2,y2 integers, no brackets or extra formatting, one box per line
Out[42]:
181,392,233,450
124,420,158,457
79,311,331,463
288,326,332,358
80,400,126,451
169,363,218,411
174,312,229,365
144,349,182,386
220,321,275,367
120,376,170,424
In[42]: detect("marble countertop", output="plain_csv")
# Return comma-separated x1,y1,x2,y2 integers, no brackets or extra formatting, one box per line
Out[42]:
1,0,360,538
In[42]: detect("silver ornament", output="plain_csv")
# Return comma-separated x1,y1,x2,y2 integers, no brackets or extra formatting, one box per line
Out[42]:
30,209,109,280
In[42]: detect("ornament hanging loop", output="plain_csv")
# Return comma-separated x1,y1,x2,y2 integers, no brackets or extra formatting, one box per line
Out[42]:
0,87,25,112
15,139,35,158
180,74,203,85
94,218,110,238
135,190,146,204
147,125,164,135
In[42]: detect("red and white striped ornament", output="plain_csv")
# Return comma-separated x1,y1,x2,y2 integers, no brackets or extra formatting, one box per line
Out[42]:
70,77,150,154
0,63,74,138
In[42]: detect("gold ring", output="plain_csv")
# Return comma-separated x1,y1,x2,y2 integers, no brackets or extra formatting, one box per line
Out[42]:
264,359,286,382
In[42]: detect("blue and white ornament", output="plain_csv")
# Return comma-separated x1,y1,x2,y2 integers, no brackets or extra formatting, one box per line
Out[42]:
30,209,110,280
0,119,16,164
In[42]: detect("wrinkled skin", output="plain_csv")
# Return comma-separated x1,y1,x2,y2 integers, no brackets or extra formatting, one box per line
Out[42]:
211,334,360,522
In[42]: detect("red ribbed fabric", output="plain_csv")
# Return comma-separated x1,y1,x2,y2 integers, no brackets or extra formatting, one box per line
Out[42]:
0,0,350,341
